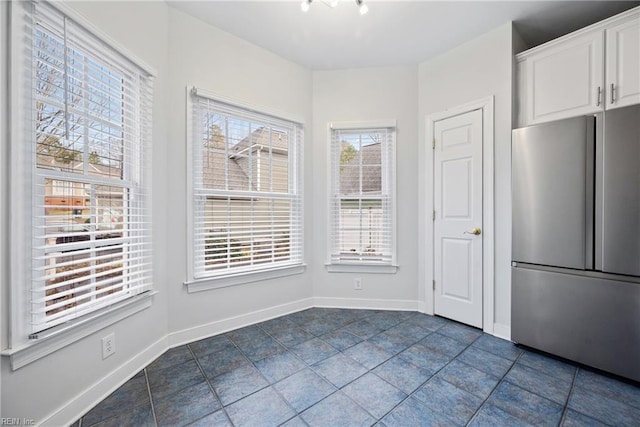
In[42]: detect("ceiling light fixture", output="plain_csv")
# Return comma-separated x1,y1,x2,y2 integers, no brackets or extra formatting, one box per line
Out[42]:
300,0,368,14
356,0,368,15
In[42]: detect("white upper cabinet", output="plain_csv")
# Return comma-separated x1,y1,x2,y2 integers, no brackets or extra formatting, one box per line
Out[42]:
606,14,640,109
516,7,640,126
523,30,604,125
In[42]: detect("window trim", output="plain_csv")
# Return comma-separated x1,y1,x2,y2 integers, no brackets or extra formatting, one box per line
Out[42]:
184,265,306,293
5,0,155,365
326,120,398,273
185,86,305,292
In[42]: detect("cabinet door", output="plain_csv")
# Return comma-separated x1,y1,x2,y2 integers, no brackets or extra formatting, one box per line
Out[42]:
606,14,640,109
526,30,604,125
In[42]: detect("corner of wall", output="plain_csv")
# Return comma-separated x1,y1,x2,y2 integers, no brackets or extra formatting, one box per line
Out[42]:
493,323,511,341
511,22,529,55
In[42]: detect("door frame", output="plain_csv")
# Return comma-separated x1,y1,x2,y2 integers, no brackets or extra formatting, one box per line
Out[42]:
422,96,495,334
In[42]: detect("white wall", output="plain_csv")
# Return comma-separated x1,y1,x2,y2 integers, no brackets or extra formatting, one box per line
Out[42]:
164,9,314,340
418,23,514,336
311,66,419,308
1,1,171,424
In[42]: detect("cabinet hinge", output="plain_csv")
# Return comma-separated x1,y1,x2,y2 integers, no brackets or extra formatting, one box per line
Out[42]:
432,280,436,290
432,139,436,149
433,210,436,221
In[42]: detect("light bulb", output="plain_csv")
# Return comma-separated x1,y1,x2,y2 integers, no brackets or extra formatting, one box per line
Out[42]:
359,3,368,15
301,0,310,12
329,0,339,7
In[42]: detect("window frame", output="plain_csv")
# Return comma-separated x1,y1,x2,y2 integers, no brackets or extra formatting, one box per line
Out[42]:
3,0,156,369
326,120,398,274
185,87,305,293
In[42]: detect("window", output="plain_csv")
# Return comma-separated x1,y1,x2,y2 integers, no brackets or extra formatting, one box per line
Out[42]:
329,123,396,271
12,1,154,340
188,89,303,287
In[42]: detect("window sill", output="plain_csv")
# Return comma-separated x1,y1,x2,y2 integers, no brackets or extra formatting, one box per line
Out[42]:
185,264,306,293
1,291,156,370
325,263,398,274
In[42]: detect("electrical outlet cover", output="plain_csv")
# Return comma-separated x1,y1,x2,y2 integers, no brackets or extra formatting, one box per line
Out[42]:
102,333,115,359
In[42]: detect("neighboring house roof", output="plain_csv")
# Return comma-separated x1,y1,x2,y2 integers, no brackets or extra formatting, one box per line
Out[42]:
37,153,123,179
231,126,288,154
339,142,382,194
203,126,289,192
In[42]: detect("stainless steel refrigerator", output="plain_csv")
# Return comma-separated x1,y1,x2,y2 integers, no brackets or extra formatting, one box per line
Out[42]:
511,104,640,382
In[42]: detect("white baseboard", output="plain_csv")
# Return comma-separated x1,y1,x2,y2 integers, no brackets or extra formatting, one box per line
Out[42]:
167,297,314,348
313,297,419,311
42,335,168,427
493,323,511,341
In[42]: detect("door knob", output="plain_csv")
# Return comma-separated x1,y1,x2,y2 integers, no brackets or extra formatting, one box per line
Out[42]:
464,227,481,235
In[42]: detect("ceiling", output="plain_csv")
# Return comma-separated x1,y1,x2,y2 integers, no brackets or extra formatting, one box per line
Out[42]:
167,1,640,70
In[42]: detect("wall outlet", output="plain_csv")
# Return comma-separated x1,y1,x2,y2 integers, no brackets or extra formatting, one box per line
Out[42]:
354,277,363,290
102,333,115,359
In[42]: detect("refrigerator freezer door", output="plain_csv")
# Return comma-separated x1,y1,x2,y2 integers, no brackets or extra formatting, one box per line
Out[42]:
512,116,594,270
598,104,640,276
512,266,640,382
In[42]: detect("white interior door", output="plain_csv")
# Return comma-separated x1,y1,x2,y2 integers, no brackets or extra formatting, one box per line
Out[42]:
433,109,483,328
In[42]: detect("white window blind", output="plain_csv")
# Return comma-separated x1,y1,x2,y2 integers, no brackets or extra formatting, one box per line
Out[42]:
29,2,153,334
330,126,395,265
190,92,303,279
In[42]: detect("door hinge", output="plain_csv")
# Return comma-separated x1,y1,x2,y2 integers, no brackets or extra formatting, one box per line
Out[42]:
432,139,436,149
433,210,436,221
432,280,436,290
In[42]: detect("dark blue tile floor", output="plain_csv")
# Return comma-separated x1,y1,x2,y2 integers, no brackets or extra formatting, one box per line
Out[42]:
74,308,640,426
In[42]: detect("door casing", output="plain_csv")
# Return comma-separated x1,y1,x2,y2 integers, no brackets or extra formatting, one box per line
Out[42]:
422,97,495,334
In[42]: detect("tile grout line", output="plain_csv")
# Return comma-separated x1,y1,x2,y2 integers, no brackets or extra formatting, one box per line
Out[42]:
79,371,159,427
285,314,411,424
370,329,446,422
267,310,399,425
407,331,490,423
267,311,414,424
144,368,160,427
466,348,584,426
187,344,236,427
491,352,581,420
220,316,337,424
364,322,478,424
465,347,525,426
558,367,580,426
